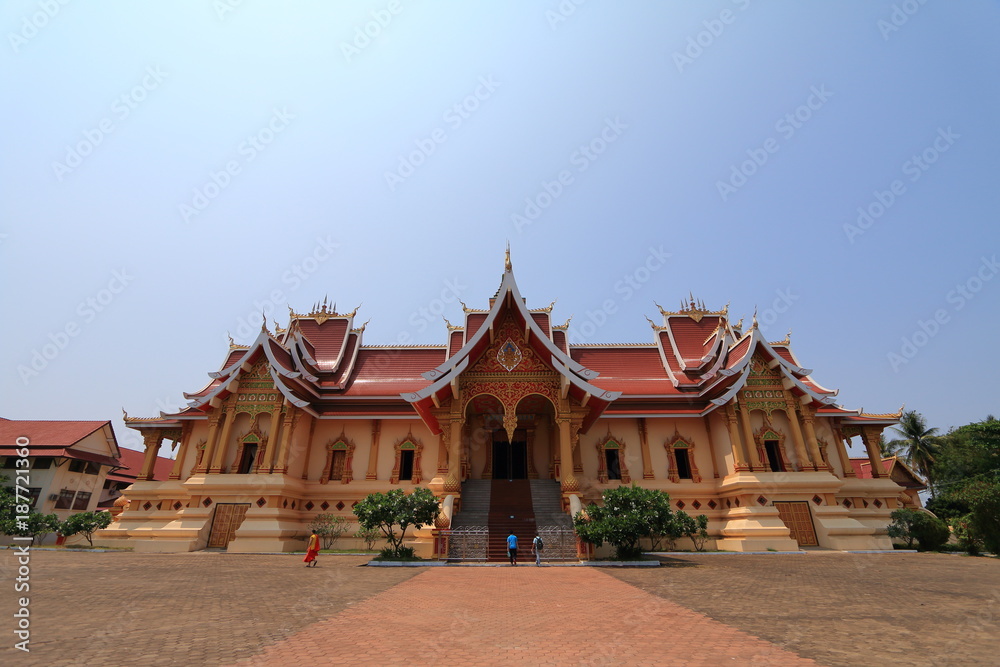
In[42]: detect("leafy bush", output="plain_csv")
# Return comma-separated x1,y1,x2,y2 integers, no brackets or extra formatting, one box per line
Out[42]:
308,513,350,549
956,480,1000,554
950,514,983,556
888,508,949,551
376,546,416,561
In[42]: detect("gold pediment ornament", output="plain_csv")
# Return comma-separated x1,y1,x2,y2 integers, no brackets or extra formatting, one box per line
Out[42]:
497,338,523,372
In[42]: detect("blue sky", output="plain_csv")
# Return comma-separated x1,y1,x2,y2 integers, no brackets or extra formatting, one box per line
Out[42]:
2,1,997,454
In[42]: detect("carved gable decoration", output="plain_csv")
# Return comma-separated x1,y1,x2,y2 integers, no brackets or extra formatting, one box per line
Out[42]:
239,358,275,391
467,315,548,374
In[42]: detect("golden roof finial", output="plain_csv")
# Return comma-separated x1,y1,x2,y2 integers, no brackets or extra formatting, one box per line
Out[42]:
751,307,759,330
122,407,130,421
504,241,512,272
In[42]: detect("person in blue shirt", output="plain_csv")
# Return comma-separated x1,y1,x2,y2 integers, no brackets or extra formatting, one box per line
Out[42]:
506,531,518,566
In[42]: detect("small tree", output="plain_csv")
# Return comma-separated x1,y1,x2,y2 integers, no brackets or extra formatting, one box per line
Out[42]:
308,514,350,550
684,514,710,552
353,488,439,559
887,508,922,548
60,511,113,547
356,526,381,551
574,485,675,560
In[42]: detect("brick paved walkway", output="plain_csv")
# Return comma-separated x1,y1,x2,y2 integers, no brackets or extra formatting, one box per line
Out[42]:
236,567,816,666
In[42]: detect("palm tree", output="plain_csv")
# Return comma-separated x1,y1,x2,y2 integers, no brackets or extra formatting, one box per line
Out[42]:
890,410,940,493
879,434,906,457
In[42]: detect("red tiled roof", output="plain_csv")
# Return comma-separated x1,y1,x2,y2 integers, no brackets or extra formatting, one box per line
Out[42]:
466,313,488,340
849,457,889,478
530,312,550,334
667,316,720,361
571,348,680,395
107,447,173,482
342,348,446,395
0,419,108,447
297,319,350,370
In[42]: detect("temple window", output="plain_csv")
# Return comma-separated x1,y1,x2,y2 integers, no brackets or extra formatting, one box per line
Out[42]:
390,433,423,484
754,424,790,473
675,449,693,480
595,434,631,484
665,433,702,483
322,434,356,484
233,432,264,475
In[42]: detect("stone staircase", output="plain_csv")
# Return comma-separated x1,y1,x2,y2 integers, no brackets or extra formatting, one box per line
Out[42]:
530,479,573,529
451,480,490,529
487,480,536,562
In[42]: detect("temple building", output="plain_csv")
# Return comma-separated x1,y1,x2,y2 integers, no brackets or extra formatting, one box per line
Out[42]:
102,255,909,554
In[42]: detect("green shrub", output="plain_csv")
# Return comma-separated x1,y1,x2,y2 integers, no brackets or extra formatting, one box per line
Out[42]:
887,508,949,551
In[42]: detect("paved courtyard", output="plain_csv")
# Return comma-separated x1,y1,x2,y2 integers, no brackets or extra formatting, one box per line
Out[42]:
0,550,996,666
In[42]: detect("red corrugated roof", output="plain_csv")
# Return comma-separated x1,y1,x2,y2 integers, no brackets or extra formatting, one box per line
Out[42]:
849,457,889,478
466,313,488,340
571,348,682,395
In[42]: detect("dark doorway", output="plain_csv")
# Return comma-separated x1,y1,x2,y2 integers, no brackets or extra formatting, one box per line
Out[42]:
237,444,257,474
605,449,621,480
399,450,414,481
764,440,784,472
493,430,528,480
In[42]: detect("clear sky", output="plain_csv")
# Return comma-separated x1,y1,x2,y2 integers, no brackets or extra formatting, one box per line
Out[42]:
2,1,997,455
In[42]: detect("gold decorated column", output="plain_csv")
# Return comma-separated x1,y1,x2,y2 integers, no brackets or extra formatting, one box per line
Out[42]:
783,400,810,472
445,416,463,492
835,426,855,477
860,426,884,478
557,416,579,492
258,405,283,472
169,424,193,480
274,410,296,474
724,404,748,471
197,412,223,473
209,410,235,473
638,418,654,480
800,410,825,470
138,431,163,481
703,414,721,478
366,419,381,480
737,404,763,470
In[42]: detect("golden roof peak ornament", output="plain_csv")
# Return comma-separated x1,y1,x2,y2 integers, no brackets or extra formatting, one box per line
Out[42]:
122,407,130,421
504,241,512,273
751,307,759,330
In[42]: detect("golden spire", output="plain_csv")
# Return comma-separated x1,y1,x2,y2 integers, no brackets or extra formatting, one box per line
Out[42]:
504,241,512,273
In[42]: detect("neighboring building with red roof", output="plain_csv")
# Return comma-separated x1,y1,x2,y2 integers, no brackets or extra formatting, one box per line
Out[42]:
0,418,121,545
102,254,911,554
99,447,174,509
850,456,926,509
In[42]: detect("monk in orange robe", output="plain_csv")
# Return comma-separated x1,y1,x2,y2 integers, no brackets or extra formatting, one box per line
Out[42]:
304,532,320,567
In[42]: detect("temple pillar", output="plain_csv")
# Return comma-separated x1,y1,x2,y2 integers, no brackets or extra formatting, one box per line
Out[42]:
860,426,884,478
169,423,193,480
737,404,763,471
258,406,283,472
724,404,748,472
801,409,825,470
835,426,856,477
703,414,721,478
197,412,223,473
444,416,463,492
138,431,163,481
366,419,381,480
209,410,235,473
638,418,654,480
557,416,579,492
783,400,810,472
274,410,296,474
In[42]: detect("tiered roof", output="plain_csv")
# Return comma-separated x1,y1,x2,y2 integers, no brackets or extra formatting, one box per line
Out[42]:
130,254,888,433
